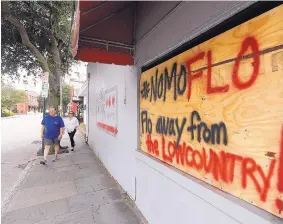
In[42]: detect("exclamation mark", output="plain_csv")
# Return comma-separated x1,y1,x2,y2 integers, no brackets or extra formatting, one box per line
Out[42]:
276,125,283,213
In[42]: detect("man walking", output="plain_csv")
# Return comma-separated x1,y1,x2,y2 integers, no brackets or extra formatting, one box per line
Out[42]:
40,106,65,165
65,111,79,151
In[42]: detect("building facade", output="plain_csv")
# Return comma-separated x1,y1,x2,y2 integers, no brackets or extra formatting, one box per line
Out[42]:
74,2,283,223
16,90,39,114
66,69,87,115
77,80,88,127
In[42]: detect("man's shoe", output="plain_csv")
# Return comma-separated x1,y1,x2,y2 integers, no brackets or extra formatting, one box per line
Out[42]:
40,160,47,165
60,145,68,149
52,155,58,162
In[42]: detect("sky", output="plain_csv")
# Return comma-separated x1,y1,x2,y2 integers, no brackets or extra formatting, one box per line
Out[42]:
2,61,87,94
2,71,42,94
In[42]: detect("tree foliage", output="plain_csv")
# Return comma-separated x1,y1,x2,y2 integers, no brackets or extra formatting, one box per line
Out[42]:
1,1,76,108
1,85,27,109
63,84,72,113
37,95,43,112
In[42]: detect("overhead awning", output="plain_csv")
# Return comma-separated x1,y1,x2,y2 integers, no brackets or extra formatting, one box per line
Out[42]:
73,1,136,66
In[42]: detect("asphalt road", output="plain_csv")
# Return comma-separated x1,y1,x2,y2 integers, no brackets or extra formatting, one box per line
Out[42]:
1,114,43,202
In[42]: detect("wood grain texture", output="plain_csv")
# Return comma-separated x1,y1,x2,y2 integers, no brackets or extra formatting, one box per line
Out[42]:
140,5,283,218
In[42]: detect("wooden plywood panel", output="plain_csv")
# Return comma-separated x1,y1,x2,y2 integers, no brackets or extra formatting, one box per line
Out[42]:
139,5,283,218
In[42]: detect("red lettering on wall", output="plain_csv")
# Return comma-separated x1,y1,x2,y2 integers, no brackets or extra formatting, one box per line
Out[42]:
193,150,204,170
226,153,243,183
148,135,275,203
232,36,260,90
162,135,172,163
276,126,283,212
276,199,283,214
242,158,261,195
146,134,159,156
212,151,229,183
207,50,229,94
154,140,159,155
257,159,276,202
202,148,214,173
168,141,176,161
186,52,205,101
176,143,186,165
185,146,194,167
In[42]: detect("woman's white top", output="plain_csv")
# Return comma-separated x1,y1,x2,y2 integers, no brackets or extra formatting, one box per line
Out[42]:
65,117,79,133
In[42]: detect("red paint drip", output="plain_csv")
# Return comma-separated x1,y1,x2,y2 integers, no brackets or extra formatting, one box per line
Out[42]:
97,122,118,135
276,125,283,212
276,199,283,214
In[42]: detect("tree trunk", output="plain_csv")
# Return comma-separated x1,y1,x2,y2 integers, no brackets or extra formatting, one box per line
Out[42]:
47,89,59,110
47,68,60,110
48,36,62,113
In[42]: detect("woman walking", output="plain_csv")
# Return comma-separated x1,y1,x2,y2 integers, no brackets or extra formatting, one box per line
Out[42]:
66,111,80,151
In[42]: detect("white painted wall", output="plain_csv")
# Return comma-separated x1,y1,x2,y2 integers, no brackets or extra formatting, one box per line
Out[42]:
87,61,281,224
135,152,281,224
87,63,138,199
83,97,87,126
78,80,88,135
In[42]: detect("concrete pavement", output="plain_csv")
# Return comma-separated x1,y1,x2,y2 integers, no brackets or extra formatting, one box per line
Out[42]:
1,114,43,202
2,131,146,224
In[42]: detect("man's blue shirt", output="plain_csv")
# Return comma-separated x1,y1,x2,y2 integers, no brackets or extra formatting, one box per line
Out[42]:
41,115,65,139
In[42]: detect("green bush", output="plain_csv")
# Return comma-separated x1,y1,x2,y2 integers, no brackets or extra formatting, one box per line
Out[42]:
1,109,14,117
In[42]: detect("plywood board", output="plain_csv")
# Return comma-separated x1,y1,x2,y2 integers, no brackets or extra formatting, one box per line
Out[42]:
139,5,283,218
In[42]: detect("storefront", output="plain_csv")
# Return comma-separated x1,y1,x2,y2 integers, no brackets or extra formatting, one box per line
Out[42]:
78,80,88,135
74,2,283,223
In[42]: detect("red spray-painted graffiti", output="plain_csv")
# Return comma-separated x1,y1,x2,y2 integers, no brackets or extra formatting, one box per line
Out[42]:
187,36,260,101
141,36,260,103
140,7,283,216
146,134,276,202
276,126,283,212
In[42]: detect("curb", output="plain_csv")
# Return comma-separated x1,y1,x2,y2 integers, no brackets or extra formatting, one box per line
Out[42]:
79,127,87,142
1,115,20,120
79,126,86,135
1,154,37,214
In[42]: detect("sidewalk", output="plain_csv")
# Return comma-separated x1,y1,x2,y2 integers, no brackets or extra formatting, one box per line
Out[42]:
1,115,20,119
2,131,146,224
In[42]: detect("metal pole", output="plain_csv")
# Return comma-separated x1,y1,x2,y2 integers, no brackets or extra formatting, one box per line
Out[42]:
60,76,63,116
42,97,46,153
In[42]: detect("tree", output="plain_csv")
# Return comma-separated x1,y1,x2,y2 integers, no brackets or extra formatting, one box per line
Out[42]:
62,84,72,114
1,85,27,110
1,1,76,110
37,95,43,112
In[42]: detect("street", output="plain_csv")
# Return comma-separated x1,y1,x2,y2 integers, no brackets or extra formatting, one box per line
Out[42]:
1,114,42,202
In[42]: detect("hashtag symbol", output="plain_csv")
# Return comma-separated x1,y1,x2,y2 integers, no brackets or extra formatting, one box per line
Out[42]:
141,81,150,99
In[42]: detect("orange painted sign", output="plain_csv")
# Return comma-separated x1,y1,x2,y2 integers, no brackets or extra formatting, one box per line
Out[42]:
139,5,283,218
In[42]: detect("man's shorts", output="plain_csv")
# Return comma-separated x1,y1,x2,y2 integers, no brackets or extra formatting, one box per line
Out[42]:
44,138,59,146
